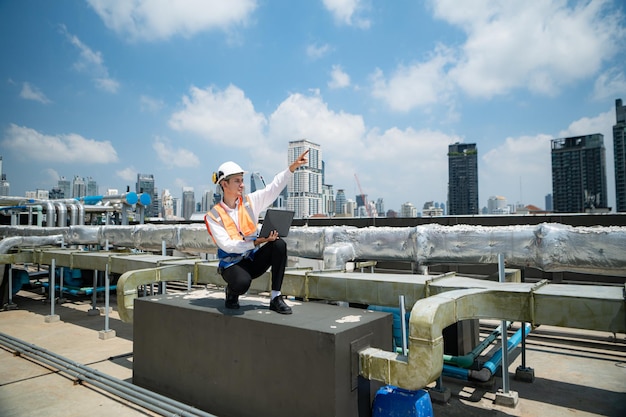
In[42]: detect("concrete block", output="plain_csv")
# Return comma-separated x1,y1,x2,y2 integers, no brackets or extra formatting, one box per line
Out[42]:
44,314,60,323
494,389,519,407
98,329,116,340
133,294,392,417
515,366,535,383
429,386,451,404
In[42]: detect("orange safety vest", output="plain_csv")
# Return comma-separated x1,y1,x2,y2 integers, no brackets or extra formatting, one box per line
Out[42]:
204,195,257,242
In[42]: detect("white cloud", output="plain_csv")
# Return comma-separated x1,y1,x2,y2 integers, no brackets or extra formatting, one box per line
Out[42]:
20,82,51,104
2,124,119,164
481,134,553,207
42,168,60,182
153,137,200,168
266,91,459,209
268,90,366,154
435,0,626,98
370,46,455,112
60,25,119,93
592,68,626,101
328,65,350,89
322,0,371,29
479,108,618,209
372,1,625,112
116,166,138,182
87,0,257,41
306,43,332,60
169,84,267,147
140,95,165,112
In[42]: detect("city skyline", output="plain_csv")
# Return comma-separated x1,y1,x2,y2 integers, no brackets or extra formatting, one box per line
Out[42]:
1,1,625,213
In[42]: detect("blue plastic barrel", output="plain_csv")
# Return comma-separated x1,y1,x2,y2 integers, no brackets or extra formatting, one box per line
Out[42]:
372,385,433,417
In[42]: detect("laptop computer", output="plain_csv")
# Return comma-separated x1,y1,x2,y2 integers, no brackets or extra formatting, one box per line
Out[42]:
259,209,295,238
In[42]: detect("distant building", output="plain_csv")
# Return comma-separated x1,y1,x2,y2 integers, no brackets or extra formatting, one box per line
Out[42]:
487,196,509,214
545,194,553,212
614,98,626,212
49,186,63,199
551,134,608,213
161,189,174,219
201,190,213,213
250,172,265,193
448,142,479,215
136,173,157,217
86,177,98,196
322,183,335,217
58,177,71,200
72,175,86,198
335,189,346,215
288,139,322,218
0,156,9,196
26,189,49,200
375,198,385,217
400,202,417,218
422,201,443,217
182,187,195,220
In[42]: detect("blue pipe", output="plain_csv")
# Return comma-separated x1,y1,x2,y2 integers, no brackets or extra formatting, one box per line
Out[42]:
442,364,470,380
469,323,532,382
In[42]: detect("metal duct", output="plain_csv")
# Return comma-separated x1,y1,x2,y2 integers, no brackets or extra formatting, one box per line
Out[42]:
0,235,63,287
54,202,66,227
0,222,625,276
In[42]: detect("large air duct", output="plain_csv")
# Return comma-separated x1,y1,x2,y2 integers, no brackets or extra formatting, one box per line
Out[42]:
1,223,625,276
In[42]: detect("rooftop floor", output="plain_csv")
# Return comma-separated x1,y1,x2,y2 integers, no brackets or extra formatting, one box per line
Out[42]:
1,285,625,417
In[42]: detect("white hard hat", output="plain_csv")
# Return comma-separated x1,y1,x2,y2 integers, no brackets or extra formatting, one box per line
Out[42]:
213,161,245,184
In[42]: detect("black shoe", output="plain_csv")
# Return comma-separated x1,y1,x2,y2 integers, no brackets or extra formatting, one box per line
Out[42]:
225,287,239,309
269,295,292,314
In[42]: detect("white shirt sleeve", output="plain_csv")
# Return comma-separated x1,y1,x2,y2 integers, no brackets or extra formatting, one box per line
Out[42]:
247,168,293,219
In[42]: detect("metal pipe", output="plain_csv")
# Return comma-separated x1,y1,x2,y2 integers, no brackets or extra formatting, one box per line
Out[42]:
49,258,56,316
399,295,408,356
0,332,217,417
54,202,66,227
499,253,510,393
443,324,502,368
469,323,532,382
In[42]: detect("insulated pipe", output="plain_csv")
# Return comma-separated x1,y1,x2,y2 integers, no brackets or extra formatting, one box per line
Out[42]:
54,202,66,227
0,235,63,287
42,201,55,227
359,288,538,391
68,203,78,226
0,332,217,417
1,222,626,275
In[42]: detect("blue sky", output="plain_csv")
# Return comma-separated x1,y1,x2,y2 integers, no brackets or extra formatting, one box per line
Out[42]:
1,0,625,213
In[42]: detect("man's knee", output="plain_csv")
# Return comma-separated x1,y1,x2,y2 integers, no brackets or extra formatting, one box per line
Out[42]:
273,238,287,254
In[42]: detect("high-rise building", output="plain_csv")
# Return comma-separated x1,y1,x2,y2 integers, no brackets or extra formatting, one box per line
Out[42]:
0,156,9,196
136,173,156,217
400,202,417,218
182,187,195,220
72,175,86,198
86,177,98,196
551,134,608,213
250,172,266,193
58,177,71,199
322,183,334,216
545,194,553,212
335,189,346,215
287,139,322,218
161,189,174,219
375,198,385,217
487,196,508,214
614,98,626,212
201,190,213,213
448,143,479,215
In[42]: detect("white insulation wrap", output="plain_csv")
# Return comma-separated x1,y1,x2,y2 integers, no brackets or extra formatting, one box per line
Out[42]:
1,222,625,276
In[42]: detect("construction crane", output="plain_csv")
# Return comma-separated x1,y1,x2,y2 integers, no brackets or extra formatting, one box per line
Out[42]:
354,173,373,217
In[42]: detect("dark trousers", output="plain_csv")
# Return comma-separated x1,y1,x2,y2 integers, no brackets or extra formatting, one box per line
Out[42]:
221,239,287,296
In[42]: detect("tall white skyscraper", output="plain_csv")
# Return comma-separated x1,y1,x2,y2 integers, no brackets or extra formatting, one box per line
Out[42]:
287,139,322,218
